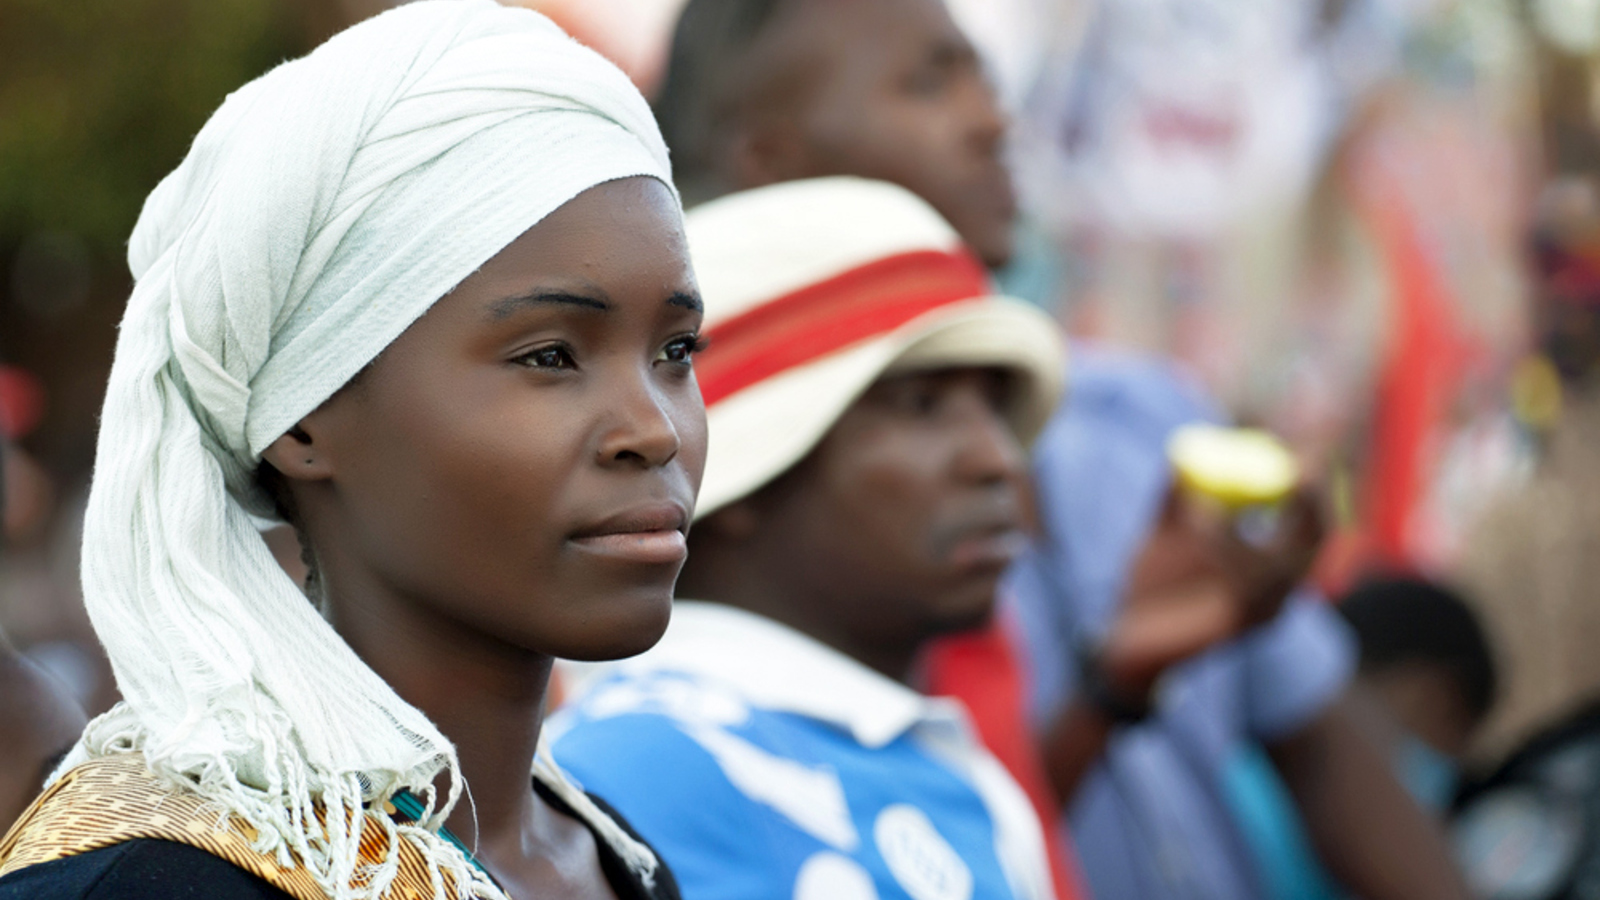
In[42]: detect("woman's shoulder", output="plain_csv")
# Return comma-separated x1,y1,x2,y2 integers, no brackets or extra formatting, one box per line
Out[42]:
0,838,293,899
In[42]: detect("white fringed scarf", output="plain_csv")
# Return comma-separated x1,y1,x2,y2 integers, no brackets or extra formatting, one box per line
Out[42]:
64,3,672,897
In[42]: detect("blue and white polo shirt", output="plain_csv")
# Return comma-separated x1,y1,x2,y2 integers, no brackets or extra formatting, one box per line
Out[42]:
549,602,1056,900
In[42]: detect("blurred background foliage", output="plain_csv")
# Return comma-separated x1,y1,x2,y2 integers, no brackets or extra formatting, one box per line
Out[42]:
0,0,309,476
0,0,301,246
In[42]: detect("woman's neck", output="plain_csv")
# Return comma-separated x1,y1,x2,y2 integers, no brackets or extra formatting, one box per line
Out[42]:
320,575,551,852
390,630,551,847
323,576,621,899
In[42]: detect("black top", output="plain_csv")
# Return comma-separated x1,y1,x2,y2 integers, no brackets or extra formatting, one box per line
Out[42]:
0,840,294,900
0,782,680,900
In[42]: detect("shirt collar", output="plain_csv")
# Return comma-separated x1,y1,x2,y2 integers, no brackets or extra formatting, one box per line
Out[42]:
612,601,968,749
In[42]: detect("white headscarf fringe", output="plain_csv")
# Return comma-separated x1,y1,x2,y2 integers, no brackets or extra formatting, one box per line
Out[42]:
532,743,659,889
67,3,674,898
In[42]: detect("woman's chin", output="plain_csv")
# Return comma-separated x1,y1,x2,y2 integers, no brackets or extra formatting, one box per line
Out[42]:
550,590,675,662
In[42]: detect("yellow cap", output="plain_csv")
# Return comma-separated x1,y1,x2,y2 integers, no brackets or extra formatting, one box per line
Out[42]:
1167,424,1298,510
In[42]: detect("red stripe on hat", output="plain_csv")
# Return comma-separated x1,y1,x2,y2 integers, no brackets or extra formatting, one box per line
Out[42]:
696,249,990,406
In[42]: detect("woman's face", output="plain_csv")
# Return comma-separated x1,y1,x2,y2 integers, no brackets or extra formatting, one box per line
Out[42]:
290,177,705,661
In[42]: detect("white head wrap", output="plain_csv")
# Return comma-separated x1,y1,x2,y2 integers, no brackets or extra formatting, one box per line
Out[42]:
67,3,673,897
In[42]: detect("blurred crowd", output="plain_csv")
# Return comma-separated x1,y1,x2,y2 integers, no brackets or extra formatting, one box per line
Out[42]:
7,0,1600,898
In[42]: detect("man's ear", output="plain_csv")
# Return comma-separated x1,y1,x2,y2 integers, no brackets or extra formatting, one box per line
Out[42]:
723,116,817,189
260,423,334,482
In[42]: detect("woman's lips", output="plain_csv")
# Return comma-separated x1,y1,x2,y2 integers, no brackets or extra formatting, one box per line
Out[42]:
569,504,689,565
569,529,687,565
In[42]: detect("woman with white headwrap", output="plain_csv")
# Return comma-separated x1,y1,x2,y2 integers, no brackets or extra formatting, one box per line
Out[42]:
0,3,704,898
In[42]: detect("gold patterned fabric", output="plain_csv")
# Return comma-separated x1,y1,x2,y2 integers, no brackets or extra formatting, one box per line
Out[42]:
0,754,457,900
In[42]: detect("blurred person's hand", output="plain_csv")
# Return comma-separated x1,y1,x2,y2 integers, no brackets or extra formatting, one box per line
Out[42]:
1040,480,1327,804
1095,483,1326,705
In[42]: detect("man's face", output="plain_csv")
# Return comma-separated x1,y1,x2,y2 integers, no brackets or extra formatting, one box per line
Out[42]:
745,368,1029,666
762,0,1015,266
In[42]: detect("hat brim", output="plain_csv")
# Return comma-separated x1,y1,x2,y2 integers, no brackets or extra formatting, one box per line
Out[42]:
694,297,1066,520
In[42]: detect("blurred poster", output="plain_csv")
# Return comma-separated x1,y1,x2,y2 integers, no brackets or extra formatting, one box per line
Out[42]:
1006,0,1533,575
1020,0,1363,238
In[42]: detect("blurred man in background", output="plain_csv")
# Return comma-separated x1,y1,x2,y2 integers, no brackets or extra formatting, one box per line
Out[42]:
1446,176,1600,900
652,1,1470,898
654,0,1014,268
1458,176,1600,763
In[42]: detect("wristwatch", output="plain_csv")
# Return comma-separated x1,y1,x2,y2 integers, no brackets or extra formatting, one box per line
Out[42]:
1077,644,1155,725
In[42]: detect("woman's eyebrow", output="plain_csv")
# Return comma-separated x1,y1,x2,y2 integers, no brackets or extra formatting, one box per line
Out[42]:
668,291,704,313
488,290,610,319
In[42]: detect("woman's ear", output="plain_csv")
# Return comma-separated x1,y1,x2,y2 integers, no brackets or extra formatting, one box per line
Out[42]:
260,423,335,482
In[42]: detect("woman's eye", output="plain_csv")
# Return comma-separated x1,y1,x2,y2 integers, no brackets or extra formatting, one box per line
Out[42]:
515,344,576,369
656,333,708,365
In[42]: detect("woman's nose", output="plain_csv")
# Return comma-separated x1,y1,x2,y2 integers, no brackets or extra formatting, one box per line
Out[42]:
597,371,684,469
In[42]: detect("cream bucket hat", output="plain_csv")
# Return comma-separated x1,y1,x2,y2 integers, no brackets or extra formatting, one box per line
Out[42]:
687,176,1067,518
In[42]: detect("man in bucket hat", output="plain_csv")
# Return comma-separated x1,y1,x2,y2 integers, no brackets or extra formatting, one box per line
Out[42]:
550,176,1063,900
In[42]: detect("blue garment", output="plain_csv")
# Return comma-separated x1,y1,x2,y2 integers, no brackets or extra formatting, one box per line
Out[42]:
1005,347,1357,900
551,603,1055,900
1395,734,1460,814
1221,743,1344,900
